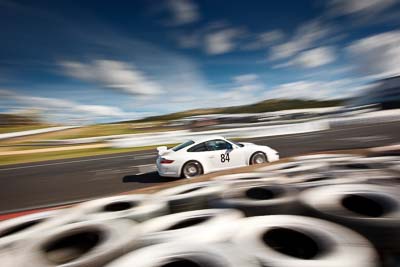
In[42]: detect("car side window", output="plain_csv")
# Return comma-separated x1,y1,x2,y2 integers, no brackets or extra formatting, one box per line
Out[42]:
187,142,208,152
206,140,232,151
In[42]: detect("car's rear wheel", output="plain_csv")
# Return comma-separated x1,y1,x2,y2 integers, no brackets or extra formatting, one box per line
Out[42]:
250,152,267,165
182,161,203,178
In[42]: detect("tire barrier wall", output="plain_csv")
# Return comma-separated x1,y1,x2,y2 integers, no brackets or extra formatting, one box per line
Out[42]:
1,152,400,266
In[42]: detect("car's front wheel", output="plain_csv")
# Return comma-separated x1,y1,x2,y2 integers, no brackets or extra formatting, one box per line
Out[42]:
250,152,268,165
182,161,203,178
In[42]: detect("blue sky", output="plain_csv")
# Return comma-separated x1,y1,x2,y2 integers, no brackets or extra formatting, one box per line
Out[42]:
1,0,400,123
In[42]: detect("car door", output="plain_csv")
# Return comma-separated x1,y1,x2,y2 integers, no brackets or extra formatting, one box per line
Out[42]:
186,141,218,172
205,139,246,170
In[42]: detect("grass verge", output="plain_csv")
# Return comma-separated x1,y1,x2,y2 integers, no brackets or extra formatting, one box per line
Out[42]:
0,125,53,134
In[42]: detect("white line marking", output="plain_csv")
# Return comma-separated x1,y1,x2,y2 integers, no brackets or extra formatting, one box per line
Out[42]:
338,135,390,142
133,154,156,160
0,153,152,171
137,164,157,173
136,164,156,168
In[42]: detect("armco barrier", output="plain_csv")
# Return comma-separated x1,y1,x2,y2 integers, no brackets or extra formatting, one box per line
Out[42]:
326,109,400,127
35,110,400,146
109,121,330,148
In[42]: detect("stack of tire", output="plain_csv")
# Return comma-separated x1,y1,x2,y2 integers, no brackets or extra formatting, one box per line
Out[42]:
0,152,399,267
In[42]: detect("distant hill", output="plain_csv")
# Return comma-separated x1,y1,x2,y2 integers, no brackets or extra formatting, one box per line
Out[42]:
0,113,42,126
133,98,343,122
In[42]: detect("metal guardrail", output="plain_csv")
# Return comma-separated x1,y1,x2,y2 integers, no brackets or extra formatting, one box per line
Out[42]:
108,121,330,148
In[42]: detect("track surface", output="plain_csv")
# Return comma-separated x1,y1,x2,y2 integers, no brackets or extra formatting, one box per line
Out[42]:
1,121,400,214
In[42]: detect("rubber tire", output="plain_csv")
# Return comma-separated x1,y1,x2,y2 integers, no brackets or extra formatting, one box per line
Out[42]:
300,184,400,252
16,219,138,267
181,161,203,179
250,152,268,165
366,176,400,186
293,154,360,163
104,242,260,267
212,172,284,185
328,158,391,171
137,209,243,247
255,162,327,177
232,215,378,267
0,209,67,250
73,194,168,222
155,181,226,213
0,249,14,267
210,184,300,216
368,146,400,157
286,173,366,191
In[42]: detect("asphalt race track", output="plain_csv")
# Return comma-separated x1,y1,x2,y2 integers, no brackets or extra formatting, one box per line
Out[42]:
1,121,400,214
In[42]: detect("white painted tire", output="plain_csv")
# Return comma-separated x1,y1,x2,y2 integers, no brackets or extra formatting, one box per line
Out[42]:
232,215,378,267
366,176,400,186
213,172,286,186
104,242,259,267
137,209,243,247
360,156,400,164
0,210,67,249
15,219,138,267
0,249,15,267
210,184,300,216
154,181,226,213
255,162,327,177
300,184,400,252
73,194,168,222
212,172,267,180
286,173,366,190
368,146,400,157
293,154,360,163
328,158,390,171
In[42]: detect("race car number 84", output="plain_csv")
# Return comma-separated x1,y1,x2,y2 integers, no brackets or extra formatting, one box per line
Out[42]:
221,153,230,163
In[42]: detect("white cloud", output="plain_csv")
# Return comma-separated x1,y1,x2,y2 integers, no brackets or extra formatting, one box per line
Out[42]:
243,30,285,50
176,33,200,48
233,74,259,84
294,47,335,68
232,74,264,93
347,30,400,77
278,47,336,68
204,28,244,55
61,60,163,96
264,79,362,100
269,20,333,61
329,0,395,15
0,89,143,120
167,0,200,25
176,22,248,55
259,30,285,44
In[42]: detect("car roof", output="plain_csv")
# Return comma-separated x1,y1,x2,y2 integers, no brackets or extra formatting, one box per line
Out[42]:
190,135,226,144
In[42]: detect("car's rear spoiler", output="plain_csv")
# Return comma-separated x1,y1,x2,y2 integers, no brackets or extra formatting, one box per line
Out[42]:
157,146,168,155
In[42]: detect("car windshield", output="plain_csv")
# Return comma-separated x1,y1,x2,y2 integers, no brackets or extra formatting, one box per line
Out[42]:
171,140,195,151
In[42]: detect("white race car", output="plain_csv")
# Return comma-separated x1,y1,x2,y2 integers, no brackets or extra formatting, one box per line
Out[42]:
156,135,279,178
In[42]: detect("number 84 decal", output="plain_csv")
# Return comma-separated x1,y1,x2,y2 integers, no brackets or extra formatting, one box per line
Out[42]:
220,153,230,162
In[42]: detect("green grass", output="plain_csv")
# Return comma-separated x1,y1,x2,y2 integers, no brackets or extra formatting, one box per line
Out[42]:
0,144,179,166
50,123,173,140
